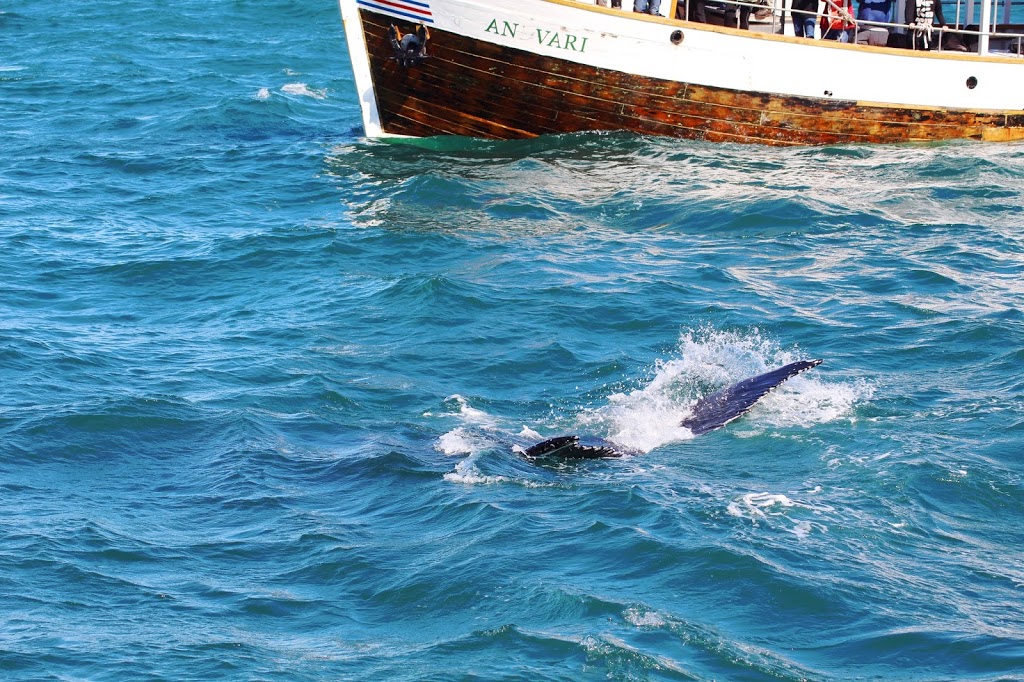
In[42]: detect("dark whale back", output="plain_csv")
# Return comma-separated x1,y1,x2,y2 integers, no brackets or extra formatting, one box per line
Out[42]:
522,435,624,459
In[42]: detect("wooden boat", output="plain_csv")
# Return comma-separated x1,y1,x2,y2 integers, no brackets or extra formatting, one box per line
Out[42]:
336,0,1024,144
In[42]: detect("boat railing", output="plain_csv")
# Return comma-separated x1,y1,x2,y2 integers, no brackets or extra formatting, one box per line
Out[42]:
678,0,1024,54
853,16,1024,52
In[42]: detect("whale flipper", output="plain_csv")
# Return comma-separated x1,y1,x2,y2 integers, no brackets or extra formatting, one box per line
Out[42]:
521,359,822,459
680,359,822,436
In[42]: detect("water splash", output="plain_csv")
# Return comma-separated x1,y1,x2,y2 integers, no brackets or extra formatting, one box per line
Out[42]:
576,327,868,452
434,426,496,457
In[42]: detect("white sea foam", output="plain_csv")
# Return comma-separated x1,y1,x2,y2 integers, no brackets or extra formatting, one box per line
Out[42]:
430,394,506,483
442,458,510,485
752,375,872,430
624,607,667,628
430,396,502,455
445,394,498,428
281,83,326,99
727,491,833,538
254,87,270,100
727,492,796,518
517,425,543,441
435,426,495,457
579,383,695,453
442,457,550,487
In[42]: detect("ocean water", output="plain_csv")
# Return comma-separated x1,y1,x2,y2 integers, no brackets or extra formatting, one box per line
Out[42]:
3,1,1024,680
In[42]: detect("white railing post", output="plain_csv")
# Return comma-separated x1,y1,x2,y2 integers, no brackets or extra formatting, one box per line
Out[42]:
979,0,991,53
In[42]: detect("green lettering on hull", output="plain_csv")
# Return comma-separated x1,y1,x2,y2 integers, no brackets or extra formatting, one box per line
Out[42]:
486,20,588,52
534,27,587,52
486,19,519,38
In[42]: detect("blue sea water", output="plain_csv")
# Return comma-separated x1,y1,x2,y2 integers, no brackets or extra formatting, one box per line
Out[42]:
3,1,1024,680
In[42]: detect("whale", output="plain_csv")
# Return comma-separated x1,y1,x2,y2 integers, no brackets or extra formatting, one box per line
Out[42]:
522,359,823,459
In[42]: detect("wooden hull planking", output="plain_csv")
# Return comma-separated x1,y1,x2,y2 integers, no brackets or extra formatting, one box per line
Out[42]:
355,7,1024,145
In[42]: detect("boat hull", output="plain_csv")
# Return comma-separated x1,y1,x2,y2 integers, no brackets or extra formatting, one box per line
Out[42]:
342,0,1024,145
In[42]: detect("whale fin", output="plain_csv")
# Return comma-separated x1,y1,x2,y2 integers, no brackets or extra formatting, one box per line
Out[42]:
680,359,822,436
521,359,822,460
522,435,624,459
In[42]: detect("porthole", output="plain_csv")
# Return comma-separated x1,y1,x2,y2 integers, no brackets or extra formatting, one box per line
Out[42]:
670,30,684,45
966,76,978,89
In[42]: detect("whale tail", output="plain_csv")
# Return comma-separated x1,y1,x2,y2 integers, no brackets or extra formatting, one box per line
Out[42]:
522,359,822,459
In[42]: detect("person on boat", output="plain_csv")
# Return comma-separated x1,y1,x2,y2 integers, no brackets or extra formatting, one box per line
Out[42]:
678,0,753,28
723,0,754,29
857,0,892,25
682,0,708,22
821,0,856,41
905,0,968,50
791,0,819,37
634,0,662,14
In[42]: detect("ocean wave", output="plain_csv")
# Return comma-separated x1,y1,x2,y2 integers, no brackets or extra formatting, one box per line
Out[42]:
6,2,1024,677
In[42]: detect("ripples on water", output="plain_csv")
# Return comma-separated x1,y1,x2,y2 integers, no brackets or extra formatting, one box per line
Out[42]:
2,1,1024,679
